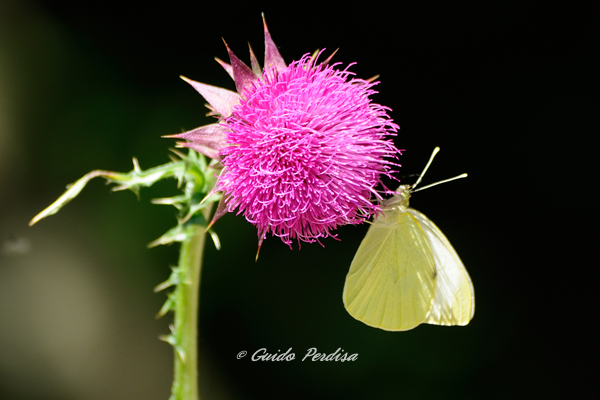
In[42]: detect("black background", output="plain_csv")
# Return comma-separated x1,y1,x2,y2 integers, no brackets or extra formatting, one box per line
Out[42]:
0,1,595,399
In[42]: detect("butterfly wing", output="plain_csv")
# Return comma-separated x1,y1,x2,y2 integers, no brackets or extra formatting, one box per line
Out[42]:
407,208,475,326
343,211,437,331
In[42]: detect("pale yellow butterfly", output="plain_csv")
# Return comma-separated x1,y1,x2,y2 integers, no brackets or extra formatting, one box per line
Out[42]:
343,147,474,331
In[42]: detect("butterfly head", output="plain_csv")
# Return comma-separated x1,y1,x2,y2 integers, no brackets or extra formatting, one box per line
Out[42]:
382,184,412,212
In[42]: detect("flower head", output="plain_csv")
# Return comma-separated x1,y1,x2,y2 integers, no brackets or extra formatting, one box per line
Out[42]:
169,15,400,247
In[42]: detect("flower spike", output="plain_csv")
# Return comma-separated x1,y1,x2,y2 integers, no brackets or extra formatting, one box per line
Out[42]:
164,124,228,161
320,48,339,66
205,191,231,232
214,57,234,79
248,42,262,78
180,76,239,118
222,38,260,96
262,13,286,72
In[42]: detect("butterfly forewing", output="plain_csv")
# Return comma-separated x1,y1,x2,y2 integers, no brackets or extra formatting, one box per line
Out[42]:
343,211,437,331
407,208,475,326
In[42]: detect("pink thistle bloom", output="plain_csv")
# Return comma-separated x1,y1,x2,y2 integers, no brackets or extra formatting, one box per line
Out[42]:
169,15,401,248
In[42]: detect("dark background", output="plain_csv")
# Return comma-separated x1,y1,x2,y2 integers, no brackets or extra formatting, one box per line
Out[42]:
0,1,595,399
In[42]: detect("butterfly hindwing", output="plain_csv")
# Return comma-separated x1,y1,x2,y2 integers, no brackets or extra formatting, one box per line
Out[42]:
344,211,437,331
407,208,475,326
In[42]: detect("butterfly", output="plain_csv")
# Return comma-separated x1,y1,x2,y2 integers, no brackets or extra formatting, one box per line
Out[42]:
343,147,474,331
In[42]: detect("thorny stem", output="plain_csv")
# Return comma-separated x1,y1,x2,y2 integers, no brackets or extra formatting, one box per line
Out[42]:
30,151,221,400
169,203,213,400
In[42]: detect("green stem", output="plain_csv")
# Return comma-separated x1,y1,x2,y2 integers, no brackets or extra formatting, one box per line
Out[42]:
170,204,213,400
28,150,220,400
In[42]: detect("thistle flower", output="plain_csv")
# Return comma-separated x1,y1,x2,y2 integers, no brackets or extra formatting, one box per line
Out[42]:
169,16,400,248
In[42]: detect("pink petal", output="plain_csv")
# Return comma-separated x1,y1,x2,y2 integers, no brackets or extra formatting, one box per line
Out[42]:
180,76,240,117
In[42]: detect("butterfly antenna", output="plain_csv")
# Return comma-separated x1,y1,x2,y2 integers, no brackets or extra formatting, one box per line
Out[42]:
411,147,440,190
411,147,468,193
412,173,468,193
